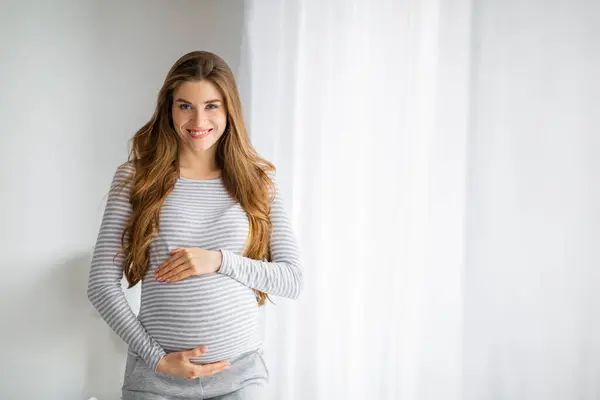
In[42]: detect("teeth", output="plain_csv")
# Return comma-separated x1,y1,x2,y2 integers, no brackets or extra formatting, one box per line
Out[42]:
190,130,210,136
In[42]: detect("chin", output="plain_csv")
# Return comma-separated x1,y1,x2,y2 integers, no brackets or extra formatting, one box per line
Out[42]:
189,141,217,152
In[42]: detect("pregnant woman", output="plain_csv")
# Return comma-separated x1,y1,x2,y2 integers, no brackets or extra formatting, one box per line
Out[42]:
87,50,303,399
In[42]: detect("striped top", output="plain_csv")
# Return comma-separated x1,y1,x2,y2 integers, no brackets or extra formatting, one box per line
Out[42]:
87,162,303,372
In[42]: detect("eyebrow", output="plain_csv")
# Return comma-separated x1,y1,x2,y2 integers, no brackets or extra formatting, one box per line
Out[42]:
174,98,222,104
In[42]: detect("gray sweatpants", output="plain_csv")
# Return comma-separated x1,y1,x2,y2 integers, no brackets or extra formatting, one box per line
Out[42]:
121,349,269,399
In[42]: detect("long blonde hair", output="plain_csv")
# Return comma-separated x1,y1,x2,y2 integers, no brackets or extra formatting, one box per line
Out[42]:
120,50,275,306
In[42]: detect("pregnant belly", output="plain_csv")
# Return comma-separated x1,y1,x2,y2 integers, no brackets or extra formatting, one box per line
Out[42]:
138,273,261,363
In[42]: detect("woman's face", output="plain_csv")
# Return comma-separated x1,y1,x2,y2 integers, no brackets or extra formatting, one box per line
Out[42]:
171,80,228,154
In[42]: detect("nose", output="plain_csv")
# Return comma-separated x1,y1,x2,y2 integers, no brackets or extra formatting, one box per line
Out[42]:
192,108,209,127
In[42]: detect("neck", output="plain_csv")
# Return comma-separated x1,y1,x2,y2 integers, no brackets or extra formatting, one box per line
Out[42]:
178,147,220,178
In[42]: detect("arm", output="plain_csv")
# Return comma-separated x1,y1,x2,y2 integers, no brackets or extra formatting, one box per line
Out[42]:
87,162,166,372
217,173,304,299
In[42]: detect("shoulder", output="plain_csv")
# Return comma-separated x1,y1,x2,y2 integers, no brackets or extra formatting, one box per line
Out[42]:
108,161,135,194
262,168,279,197
116,160,135,178
267,170,278,183
111,161,135,184
264,170,286,206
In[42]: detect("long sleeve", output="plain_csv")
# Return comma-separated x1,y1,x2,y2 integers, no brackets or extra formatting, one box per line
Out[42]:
218,173,304,299
87,163,166,372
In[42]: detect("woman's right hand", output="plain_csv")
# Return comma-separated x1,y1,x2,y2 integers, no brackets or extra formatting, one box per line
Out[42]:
156,346,231,379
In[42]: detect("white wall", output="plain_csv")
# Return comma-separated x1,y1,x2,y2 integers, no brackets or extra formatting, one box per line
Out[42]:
465,1,600,399
0,1,244,399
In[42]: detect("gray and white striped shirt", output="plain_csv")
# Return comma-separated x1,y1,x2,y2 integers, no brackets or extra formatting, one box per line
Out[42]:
87,162,303,372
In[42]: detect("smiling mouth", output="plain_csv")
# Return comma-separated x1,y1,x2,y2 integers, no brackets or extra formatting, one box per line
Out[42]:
188,129,212,138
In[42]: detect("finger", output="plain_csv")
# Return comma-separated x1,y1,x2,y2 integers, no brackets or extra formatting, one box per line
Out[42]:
161,262,190,281
160,250,186,272
201,361,231,370
194,362,230,376
213,361,231,370
163,249,187,266
170,248,185,256
157,251,186,277
157,257,187,280
166,268,194,283
210,362,231,374
183,346,208,358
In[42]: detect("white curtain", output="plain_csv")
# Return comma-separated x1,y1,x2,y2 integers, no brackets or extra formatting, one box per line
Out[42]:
240,1,471,399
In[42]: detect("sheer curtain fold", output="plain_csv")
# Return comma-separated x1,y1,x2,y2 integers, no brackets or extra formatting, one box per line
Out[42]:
240,1,471,399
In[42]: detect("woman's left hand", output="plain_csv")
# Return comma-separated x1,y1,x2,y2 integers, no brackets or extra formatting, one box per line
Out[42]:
155,248,222,283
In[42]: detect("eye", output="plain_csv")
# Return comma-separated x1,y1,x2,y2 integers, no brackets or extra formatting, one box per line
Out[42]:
206,103,219,110
178,103,192,111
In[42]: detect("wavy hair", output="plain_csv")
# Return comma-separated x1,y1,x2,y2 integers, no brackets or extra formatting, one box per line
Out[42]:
119,51,275,306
